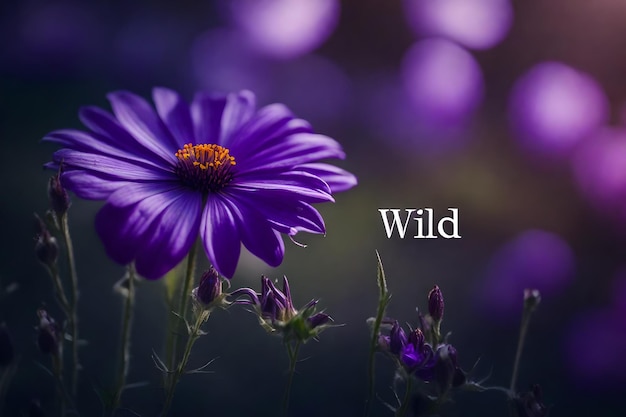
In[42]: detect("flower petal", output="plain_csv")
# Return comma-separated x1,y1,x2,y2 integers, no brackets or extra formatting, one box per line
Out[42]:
232,171,334,203
219,91,256,147
227,189,325,235
106,182,183,208
236,133,345,173
200,195,241,278
61,170,133,200
43,129,169,172
79,106,172,165
107,91,180,162
230,199,285,268
298,163,358,193
226,104,312,159
95,187,201,279
52,149,176,182
152,87,194,149
134,191,202,280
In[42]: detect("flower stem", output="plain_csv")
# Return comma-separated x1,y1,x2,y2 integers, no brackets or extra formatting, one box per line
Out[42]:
396,376,413,417
283,340,301,417
161,309,209,417
51,352,67,417
510,293,539,392
110,264,137,416
166,241,199,375
365,251,391,417
59,213,79,396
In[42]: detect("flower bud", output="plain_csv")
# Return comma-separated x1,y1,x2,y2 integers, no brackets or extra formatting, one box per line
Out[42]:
34,216,59,267
48,173,70,216
37,309,60,356
389,321,407,355
193,267,222,306
408,328,425,350
428,285,444,322
0,323,14,367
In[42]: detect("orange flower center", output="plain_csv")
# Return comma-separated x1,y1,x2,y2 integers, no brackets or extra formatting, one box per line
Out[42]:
174,143,236,193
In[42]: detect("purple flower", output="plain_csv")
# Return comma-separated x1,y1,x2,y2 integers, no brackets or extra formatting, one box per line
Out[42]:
231,276,333,342
43,88,357,279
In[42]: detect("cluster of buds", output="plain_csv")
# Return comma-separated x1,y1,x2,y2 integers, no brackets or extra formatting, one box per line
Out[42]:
377,285,466,395
231,276,333,343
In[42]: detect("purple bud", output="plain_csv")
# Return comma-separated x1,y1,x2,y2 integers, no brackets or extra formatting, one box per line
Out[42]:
48,173,70,216
408,328,425,350
193,267,222,306
34,215,58,267
428,285,445,321
389,321,408,355
0,323,14,367
307,312,333,329
37,309,60,355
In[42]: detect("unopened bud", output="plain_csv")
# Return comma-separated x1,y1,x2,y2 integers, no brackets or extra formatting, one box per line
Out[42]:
48,173,70,216
428,285,445,322
193,267,222,306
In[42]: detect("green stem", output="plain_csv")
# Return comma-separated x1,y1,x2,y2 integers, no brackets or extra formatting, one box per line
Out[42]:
166,241,199,375
396,376,413,417
510,299,538,392
161,309,209,417
283,341,301,417
365,251,391,417
60,213,79,396
46,264,71,317
110,264,137,416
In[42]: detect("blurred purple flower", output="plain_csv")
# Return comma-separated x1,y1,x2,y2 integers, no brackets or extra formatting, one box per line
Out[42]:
403,0,514,50
401,38,484,131
479,230,575,318
509,62,609,157
228,0,340,59
43,88,356,279
378,322,437,379
572,127,626,222
358,73,472,154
